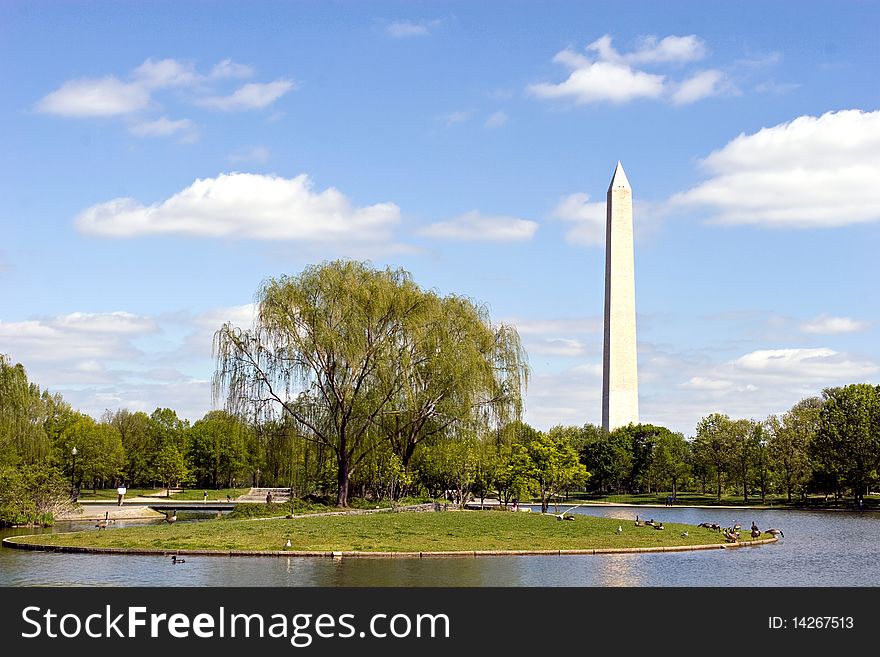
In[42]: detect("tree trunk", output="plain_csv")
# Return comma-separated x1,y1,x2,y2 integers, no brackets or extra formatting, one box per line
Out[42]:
336,446,350,507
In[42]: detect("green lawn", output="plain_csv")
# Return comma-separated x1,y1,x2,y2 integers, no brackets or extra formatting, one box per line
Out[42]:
13,510,750,553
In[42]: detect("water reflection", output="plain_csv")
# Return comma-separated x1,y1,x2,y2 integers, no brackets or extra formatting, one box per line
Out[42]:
3,506,880,586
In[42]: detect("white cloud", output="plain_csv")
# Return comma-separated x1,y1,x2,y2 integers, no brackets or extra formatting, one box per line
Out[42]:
484,111,509,128
0,311,158,387
677,376,735,391
36,77,151,117
670,109,880,227
671,69,731,105
195,79,294,111
507,317,601,336
37,58,290,126
387,20,431,37
529,50,665,104
441,110,472,126
801,315,868,335
386,19,443,38
551,192,606,245
129,117,199,142
526,338,588,357
132,58,200,89
75,172,402,245
732,348,877,380
419,210,538,242
528,34,737,106
523,364,603,429
589,34,707,65
209,59,255,80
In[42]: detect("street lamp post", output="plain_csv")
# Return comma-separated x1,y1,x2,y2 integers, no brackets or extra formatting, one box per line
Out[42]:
71,446,78,500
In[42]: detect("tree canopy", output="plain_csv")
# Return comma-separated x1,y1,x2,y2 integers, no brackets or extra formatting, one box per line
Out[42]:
214,260,528,506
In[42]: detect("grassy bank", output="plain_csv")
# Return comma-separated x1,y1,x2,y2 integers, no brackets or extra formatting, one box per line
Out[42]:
11,510,745,553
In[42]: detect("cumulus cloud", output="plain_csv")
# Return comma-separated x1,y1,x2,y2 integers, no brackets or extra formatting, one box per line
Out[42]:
36,57,291,126
484,111,509,128
590,34,707,65
386,18,443,38
525,338,588,358
801,315,868,335
671,69,732,105
36,77,151,117
209,59,256,80
128,117,199,142
551,192,606,245
419,210,537,242
507,317,602,336
75,172,402,245
194,80,294,111
0,311,158,386
670,109,880,227
387,20,430,37
528,34,729,106
132,57,200,89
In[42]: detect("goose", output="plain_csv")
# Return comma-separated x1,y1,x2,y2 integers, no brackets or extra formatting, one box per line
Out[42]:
165,511,177,524
171,555,185,564
616,525,623,534
764,528,784,538
634,515,643,527
680,531,689,538
284,539,292,548
95,519,109,530
751,529,761,538
732,522,742,531
653,522,665,530
751,520,759,532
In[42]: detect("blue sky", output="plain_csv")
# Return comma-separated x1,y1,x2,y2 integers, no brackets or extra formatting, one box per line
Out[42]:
2,1,878,436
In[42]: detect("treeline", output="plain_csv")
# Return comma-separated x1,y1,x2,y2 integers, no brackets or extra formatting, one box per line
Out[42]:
573,384,880,506
3,261,877,522
2,351,878,525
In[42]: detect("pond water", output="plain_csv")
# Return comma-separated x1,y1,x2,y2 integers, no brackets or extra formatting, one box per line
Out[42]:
2,506,878,586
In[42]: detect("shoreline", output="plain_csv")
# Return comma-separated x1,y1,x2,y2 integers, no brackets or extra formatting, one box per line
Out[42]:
1,535,778,558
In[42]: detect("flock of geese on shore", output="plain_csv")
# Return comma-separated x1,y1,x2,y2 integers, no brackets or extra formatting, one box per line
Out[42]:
619,515,784,542
541,507,785,543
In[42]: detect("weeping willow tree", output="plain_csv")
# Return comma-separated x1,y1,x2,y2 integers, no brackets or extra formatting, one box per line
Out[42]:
0,355,50,467
213,260,528,507
379,293,529,480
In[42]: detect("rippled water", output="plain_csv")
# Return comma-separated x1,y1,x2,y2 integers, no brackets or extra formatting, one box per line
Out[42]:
2,506,878,586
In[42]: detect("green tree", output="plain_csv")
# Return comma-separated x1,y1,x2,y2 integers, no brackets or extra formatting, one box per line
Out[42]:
214,260,526,507
647,430,691,499
0,356,50,467
580,427,631,494
379,293,527,474
768,397,821,502
152,442,189,495
726,418,757,503
509,432,588,513
813,384,880,505
108,409,154,487
187,410,249,488
693,413,732,501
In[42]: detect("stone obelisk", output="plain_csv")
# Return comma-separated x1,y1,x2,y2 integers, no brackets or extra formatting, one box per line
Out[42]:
602,161,639,432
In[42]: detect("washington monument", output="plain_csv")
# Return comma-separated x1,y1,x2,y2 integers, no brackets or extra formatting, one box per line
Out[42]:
602,161,639,432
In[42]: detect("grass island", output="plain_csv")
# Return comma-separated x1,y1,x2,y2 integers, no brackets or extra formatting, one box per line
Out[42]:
3,508,776,557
